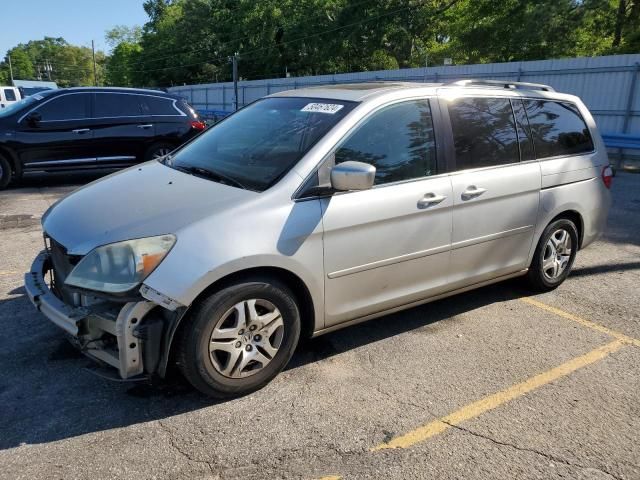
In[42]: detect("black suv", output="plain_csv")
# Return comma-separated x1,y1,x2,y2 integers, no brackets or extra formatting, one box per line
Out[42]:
0,87,205,188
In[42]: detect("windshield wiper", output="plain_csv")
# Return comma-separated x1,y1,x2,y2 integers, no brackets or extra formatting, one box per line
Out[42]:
173,165,248,190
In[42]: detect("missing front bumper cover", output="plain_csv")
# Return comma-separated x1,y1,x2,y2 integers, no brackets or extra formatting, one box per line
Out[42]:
25,251,161,379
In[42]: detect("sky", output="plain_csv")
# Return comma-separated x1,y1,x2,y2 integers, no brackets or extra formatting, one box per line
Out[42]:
0,0,149,57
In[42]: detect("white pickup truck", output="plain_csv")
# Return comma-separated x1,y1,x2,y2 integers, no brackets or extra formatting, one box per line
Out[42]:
0,86,22,109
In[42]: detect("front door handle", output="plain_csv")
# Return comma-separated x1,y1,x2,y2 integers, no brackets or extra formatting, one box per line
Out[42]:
461,185,487,200
72,128,90,134
137,124,153,129
417,193,447,209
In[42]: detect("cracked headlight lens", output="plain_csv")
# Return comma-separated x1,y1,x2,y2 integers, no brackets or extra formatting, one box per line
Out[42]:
65,235,176,293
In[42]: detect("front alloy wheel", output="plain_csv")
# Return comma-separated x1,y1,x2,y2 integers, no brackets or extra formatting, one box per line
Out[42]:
209,299,285,378
176,276,301,398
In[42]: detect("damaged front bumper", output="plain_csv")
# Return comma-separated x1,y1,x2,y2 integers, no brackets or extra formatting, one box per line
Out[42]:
25,251,173,379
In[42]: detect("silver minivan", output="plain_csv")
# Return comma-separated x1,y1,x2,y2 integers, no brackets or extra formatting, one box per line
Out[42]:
25,80,612,397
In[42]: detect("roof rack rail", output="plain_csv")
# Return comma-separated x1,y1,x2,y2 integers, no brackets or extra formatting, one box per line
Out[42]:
448,79,555,92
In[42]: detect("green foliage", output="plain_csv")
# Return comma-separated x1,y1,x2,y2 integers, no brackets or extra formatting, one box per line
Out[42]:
3,1,638,88
105,0,638,87
106,25,143,49
1,37,105,87
105,41,143,87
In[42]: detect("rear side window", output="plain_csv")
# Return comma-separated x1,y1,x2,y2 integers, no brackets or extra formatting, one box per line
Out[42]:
37,94,90,121
523,100,594,158
94,93,143,117
142,96,182,116
448,97,519,170
4,89,16,101
335,100,436,185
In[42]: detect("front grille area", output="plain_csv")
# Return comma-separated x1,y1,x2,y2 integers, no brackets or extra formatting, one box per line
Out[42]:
45,234,82,304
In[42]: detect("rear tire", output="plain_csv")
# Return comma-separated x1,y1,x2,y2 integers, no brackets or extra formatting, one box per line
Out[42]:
175,276,301,398
144,143,175,161
0,156,12,189
526,218,579,292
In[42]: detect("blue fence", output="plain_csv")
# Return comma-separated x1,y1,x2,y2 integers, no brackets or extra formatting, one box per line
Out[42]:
176,54,640,157
603,133,640,150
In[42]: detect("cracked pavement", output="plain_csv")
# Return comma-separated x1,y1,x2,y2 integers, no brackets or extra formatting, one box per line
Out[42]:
0,171,639,479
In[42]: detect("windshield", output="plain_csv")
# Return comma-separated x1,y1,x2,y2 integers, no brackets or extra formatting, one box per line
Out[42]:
0,90,54,118
166,97,356,191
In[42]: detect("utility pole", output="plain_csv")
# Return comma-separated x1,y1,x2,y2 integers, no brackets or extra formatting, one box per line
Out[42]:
8,55,13,83
92,40,98,86
230,53,239,111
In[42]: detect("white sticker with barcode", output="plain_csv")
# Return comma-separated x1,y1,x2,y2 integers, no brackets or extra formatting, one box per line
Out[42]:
301,103,344,114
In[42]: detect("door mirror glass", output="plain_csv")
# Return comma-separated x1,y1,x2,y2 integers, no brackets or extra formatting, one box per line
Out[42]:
25,111,42,125
330,161,376,191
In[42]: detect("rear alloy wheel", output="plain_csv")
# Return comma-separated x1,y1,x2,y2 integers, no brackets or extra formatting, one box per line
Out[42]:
176,277,301,398
526,218,579,292
0,156,12,189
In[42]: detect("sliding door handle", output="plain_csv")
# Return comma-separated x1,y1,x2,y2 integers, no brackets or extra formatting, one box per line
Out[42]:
418,193,447,209
72,128,90,134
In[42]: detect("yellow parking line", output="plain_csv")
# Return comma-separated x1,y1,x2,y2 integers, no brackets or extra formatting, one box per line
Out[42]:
317,476,342,480
0,270,19,277
521,297,640,348
371,340,624,451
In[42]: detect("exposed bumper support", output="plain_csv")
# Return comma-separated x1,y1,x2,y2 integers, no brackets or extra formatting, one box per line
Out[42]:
25,252,88,336
25,250,159,379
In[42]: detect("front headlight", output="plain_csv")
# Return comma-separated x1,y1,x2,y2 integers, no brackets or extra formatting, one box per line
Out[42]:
65,235,176,293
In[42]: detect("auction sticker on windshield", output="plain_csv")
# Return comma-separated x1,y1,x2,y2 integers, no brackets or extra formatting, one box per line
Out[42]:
301,103,344,114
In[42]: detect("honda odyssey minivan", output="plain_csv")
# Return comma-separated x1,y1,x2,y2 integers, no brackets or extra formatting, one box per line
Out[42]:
25,80,612,397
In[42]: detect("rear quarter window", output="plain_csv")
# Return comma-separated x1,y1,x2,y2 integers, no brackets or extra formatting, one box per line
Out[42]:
142,96,182,116
523,100,594,158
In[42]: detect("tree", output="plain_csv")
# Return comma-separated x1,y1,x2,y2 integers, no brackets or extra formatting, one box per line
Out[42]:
104,26,143,86
57,0,640,87
4,49,34,81
106,25,142,48
105,41,143,86
3,37,104,87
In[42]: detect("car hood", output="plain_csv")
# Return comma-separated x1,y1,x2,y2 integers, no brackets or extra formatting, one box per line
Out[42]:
43,161,257,255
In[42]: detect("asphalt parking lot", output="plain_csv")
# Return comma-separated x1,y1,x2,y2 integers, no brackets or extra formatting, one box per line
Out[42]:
0,171,639,480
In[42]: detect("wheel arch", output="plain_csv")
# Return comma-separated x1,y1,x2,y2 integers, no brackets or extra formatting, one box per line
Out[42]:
549,210,584,249
0,146,21,177
159,266,316,377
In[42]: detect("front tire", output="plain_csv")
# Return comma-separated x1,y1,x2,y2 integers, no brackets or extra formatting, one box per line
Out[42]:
175,276,301,398
0,155,12,189
526,218,579,292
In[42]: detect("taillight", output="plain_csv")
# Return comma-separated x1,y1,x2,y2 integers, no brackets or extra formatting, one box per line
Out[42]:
190,120,206,131
601,165,613,189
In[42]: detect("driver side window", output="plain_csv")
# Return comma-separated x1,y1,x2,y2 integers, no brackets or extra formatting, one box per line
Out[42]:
335,100,436,185
37,94,90,121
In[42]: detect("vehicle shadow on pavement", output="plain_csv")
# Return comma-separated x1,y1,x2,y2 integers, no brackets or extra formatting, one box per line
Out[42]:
0,278,527,450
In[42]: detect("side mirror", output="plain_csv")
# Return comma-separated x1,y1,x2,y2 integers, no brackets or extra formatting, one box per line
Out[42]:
330,161,376,191
25,111,42,126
